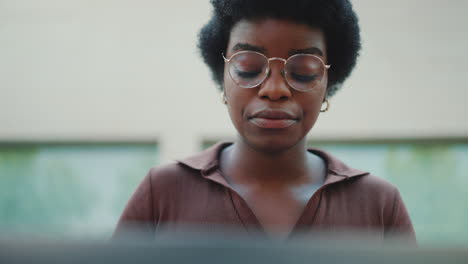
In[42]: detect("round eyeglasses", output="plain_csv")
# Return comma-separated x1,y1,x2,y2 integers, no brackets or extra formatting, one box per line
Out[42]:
222,51,331,92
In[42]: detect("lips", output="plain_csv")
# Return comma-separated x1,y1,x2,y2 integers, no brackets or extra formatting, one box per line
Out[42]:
249,109,298,129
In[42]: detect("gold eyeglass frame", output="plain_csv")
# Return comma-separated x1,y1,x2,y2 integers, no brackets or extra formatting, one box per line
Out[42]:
222,50,331,92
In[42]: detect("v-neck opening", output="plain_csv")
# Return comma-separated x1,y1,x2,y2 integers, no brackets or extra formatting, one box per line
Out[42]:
228,180,327,239
212,149,334,239
190,142,369,239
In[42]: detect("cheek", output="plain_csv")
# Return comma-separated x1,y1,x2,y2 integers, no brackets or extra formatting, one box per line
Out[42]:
222,72,243,122
304,102,321,123
300,91,326,128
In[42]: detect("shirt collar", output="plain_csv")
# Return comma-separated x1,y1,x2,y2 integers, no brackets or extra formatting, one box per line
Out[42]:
177,141,368,183
177,141,228,173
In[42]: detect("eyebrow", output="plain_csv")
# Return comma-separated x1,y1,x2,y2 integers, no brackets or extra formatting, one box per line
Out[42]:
289,47,324,57
231,43,266,53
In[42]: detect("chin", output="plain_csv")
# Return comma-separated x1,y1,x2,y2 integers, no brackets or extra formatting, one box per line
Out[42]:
241,133,305,154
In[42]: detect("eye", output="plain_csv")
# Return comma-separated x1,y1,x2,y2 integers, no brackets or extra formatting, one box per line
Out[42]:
290,72,318,83
235,70,262,79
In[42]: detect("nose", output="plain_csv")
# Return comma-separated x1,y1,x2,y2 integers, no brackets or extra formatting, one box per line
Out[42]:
257,64,292,101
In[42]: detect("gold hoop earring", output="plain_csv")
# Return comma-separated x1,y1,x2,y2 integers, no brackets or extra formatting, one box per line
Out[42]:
220,91,227,104
320,99,330,112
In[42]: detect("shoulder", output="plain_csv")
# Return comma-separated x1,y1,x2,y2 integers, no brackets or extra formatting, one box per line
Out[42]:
120,162,197,208
146,162,199,186
350,175,415,242
113,162,200,237
349,173,399,197
314,148,403,216
132,142,230,201
327,173,400,214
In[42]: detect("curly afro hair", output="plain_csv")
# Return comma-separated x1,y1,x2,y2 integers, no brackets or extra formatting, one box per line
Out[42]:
198,0,361,97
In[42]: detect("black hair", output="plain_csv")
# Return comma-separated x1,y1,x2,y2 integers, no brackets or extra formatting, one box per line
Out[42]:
198,0,361,97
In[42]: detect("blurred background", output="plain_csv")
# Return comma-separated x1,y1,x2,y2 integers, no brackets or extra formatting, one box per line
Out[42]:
0,0,467,246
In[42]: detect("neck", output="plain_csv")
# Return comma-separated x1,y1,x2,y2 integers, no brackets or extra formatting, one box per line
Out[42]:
221,137,314,185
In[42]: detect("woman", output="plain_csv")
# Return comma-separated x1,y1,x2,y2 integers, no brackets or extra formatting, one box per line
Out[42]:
114,0,416,242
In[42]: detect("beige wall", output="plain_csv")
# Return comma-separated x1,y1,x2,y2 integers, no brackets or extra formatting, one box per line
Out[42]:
1,0,467,162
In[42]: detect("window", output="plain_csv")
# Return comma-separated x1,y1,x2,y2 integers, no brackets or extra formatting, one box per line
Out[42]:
0,143,158,238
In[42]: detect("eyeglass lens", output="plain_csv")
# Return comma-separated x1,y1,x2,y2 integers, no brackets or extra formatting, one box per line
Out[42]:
228,52,326,91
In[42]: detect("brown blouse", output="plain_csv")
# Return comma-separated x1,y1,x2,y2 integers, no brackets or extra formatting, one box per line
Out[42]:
113,142,416,243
